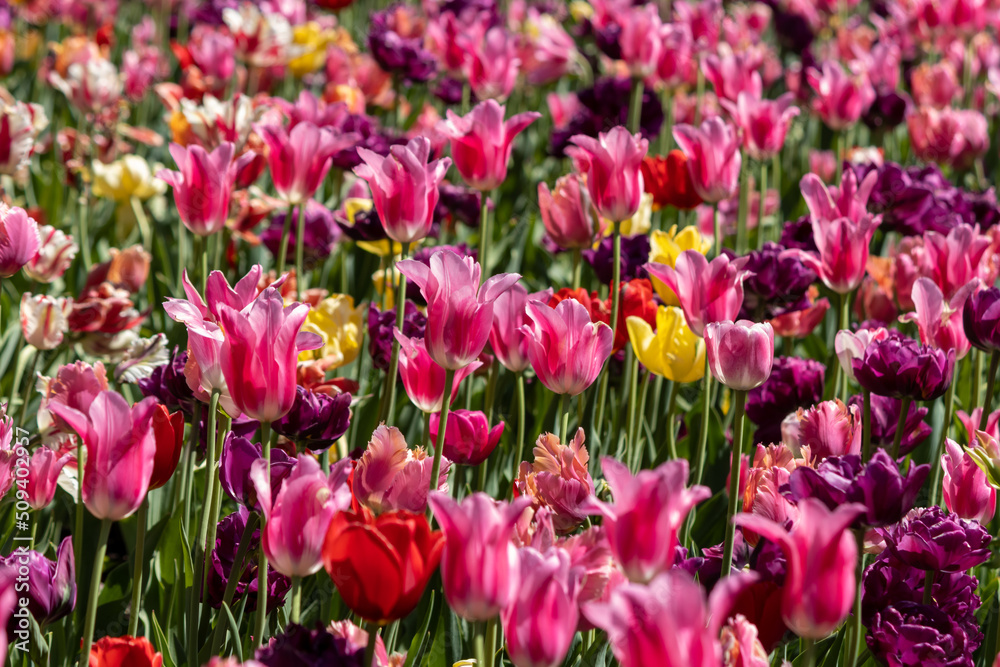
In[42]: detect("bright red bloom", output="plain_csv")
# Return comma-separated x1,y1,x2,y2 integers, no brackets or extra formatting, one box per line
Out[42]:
322,508,444,624
641,151,704,211
148,405,184,491
89,635,163,667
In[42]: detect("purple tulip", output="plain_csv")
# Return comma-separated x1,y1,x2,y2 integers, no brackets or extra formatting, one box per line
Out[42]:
867,602,978,667
746,356,825,443
582,233,650,285
852,332,954,401
367,301,426,372
137,347,194,413
429,409,504,466
219,433,296,511
879,506,991,573
848,393,932,455
254,623,368,667
368,6,438,83
0,537,75,631
738,243,816,320
206,507,290,613
272,387,352,451
963,286,1000,352
261,199,341,267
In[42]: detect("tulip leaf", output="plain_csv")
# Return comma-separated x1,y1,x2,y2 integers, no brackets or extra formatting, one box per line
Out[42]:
97,562,132,606
156,510,193,587
151,612,176,667
402,591,435,667
220,602,244,663
423,600,448,667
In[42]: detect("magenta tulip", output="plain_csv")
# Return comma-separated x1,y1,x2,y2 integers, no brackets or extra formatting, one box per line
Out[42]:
25,446,72,510
428,492,531,621
218,287,321,422
538,174,599,250
942,438,996,524
704,320,774,391
0,204,39,278
521,298,613,396
566,126,648,223
354,136,452,244
437,99,540,192
922,223,993,300
251,453,352,577
393,330,481,414
806,61,875,130
899,277,975,360
618,4,662,78
672,116,742,204
488,283,554,373
398,249,519,370
467,26,520,102
49,391,158,521
585,458,710,582
721,92,800,161
255,121,356,205
734,498,864,638
158,142,251,236
645,250,750,337
430,409,504,466
702,46,763,103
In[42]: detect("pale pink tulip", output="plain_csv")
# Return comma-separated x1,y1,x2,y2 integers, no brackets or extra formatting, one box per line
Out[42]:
489,284,554,373
23,225,76,283
922,224,992,299
521,299,613,396
705,320,774,391
567,127,648,223
255,121,356,205
645,250,750,337
672,117,742,204
834,327,889,382
942,438,996,524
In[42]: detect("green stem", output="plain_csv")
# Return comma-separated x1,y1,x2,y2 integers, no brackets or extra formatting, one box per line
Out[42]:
181,402,202,535
720,389,747,577
555,393,566,439
127,499,148,637
844,527,866,667
923,569,934,605
381,242,410,423
929,378,957,506
756,161,768,249
693,358,712,487
254,420,272,647
428,368,457,521
694,67,705,126
838,290,851,403
294,203,307,301
713,204,721,258
834,131,843,184
802,638,816,667
972,350,983,410
484,616,498,667
474,622,487,667
78,519,112,667
665,380,678,461
627,79,644,134
862,389,873,462
290,576,302,624
189,390,221,665
194,234,207,295
202,413,231,613
209,511,260,655
626,351,639,469
510,374,527,500
735,150,749,255
609,221,622,344
74,435,84,627
276,207,294,276
658,87,675,155
363,622,380,667
478,191,492,279
17,349,39,428
891,397,912,460
571,248,582,290
980,350,1000,430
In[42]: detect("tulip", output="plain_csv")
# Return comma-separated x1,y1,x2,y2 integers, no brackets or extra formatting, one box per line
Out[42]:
20,293,72,350
430,409,504,466
734,498,865,638
48,391,158,521
219,434,296,512
502,547,581,667
298,294,365,370
618,4,662,78
641,152,704,211
255,122,356,206
806,61,875,130
0,204,39,278
702,46,763,103
148,405,184,490
0,100,45,177
922,224,992,300
721,92,800,161
271,386,352,450
514,429,595,534
92,155,167,203
538,174,599,250
907,107,989,171
585,458,709,582
794,400,862,460
745,356,825,444
942,439,996,524
489,284,554,373
566,126,648,224
645,250,749,337
626,306,705,383
647,225,711,306
157,142,250,236
852,333,954,402
353,424,450,514
437,100,540,192
0,537,75,631
354,136,452,245
25,446,72,510
87,635,163,667
880,506,991,573
672,117,742,204
720,615,770,667
900,277,975,360
322,507,444,624
250,454,352,577
394,331,481,413
428,492,531,621
218,287,322,423
466,26,520,101
964,286,1000,352
23,225,77,283
398,249,520,370
584,571,722,667
521,298,613,396
834,327,889,382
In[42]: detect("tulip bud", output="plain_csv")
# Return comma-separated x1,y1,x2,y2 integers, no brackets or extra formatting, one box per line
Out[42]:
942,438,996,524
430,409,504,466
705,320,774,391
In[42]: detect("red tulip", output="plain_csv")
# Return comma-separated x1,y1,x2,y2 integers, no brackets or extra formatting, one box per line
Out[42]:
641,151,703,211
322,508,444,624
148,405,183,490
88,635,163,667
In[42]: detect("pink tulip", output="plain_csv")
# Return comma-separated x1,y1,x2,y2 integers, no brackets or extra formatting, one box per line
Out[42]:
48,391,158,521
430,409,504,466
466,27,520,101
352,424,450,514
795,399,862,460
907,107,989,171
428,492,531,621
584,458,710,582
251,453,352,577
645,250,750,337
702,46,763,103
157,142,250,236
218,287,322,423
899,277,975,360
538,173,600,250
0,204,39,278
942,438,996,524
721,92,800,161
911,61,962,109
394,330,482,413
584,571,724,667
734,498,864,638
958,408,1000,443
720,615,770,667
705,320,774,391
922,223,992,299
489,284,554,373
521,299,613,396
515,429,596,533
502,546,582,667
398,249,520,370
834,327,889,382
23,225,76,283
793,170,881,294
672,117,742,204
354,137,452,245
37,361,109,440
656,23,695,89
20,293,72,350
618,4,662,78
255,121,356,205
25,446,72,510
566,126,648,223
437,100,540,192
519,9,578,86
806,61,875,130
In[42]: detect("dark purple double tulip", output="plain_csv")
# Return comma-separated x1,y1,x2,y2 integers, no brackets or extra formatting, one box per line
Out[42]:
879,506,991,573
206,508,290,613
852,332,954,401
220,434,296,511
848,394,932,455
272,386,351,451
746,356,825,443
964,286,1000,352
367,301,427,372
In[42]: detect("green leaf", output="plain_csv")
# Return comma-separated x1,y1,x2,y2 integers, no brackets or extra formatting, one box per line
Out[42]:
156,510,193,587
424,601,447,667
97,562,132,606
221,602,244,663
151,612,176,667
402,591,435,667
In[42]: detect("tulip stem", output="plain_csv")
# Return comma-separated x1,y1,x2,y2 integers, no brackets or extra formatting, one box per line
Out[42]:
127,498,148,637
626,351,640,471
189,390,221,666
474,623,487,667
510,373,526,500
693,358,712,487
802,638,816,667
844,527,866,667
290,576,302,624
555,393,566,439
834,132,843,183
923,569,934,605
382,242,410,424
478,191,492,278
713,204,722,258
255,420,272,647
429,368,457,521
735,150,749,255
210,511,260,655
79,518,111,667
17,349,39,428
862,389,873,462
571,248,582,290
929,378,957,506
203,413,231,612
74,434,84,629
609,221,622,345
363,622,380,667
294,203,307,301
890,397,912,460
627,78,644,135
756,161,768,249
664,380,678,461
721,389,747,578
276,206,294,276
484,616,498,667
981,351,1000,431
658,87,674,156
182,402,202,534
194,235,207,295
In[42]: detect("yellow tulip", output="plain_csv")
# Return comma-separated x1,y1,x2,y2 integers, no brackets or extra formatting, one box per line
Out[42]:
289,22,346,77
647,224,711,305
299,294,365,369
626,306,705,383
92,155,166,202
